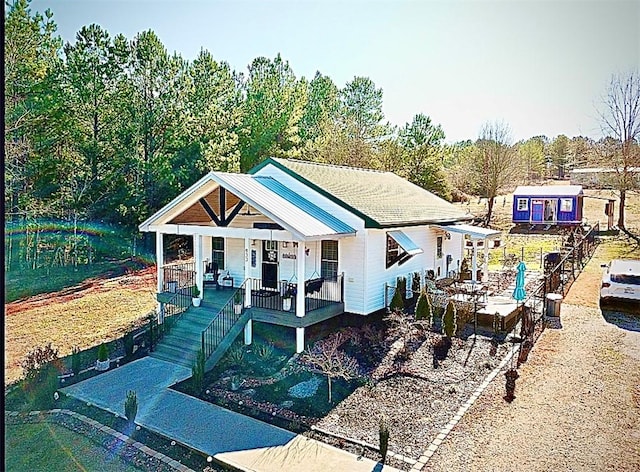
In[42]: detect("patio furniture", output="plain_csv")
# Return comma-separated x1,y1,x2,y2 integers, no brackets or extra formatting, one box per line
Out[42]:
204,262,220,289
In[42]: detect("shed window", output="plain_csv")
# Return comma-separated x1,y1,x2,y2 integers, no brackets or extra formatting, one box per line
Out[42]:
560,198,573,212
436,236,443,259
321,240,338,281
517,198,528,211
211,237,225,270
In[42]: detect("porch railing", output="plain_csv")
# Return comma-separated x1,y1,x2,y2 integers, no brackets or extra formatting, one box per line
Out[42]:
162,261,195,294
201,281,246,360
248,274,344,313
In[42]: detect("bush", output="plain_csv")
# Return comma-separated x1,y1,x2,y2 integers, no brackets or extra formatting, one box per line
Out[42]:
227,343,245,364
123,331,135,358
389,289,404,312
379,415,390,463
255,342,274,362
191,285,200,298
71,346,82,375
21,343,59,384
191,349,205,393
97,343,109,362
28,363,60,410
124,390,138,423
443,301,457,339
415,290,433,326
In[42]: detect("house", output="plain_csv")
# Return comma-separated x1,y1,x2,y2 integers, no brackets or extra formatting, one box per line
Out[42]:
512,185,584,226
570,167,640,189
139,158,500,359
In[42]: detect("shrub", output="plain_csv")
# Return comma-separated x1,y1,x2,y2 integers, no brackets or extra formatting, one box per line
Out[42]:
29,363,60,410
97,343,109,362
389,289,404,312
124,331,135,358
227,343,246,364
71,346,82,375
443,300,457,339
397,276,407,301
21,343,59,384
411,272,421,294
379,415,390,462
415,290,433,325
255,342,274,362
124,390,138,423
191,285,200,298
191,349,205,393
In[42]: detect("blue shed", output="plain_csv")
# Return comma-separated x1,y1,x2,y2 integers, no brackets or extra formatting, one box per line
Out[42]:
512,185,583,225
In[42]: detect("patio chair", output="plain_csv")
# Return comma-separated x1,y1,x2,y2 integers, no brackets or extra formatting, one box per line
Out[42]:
203,262,220,289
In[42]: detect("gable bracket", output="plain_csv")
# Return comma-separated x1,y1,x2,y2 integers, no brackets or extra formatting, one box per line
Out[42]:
199,198,221,226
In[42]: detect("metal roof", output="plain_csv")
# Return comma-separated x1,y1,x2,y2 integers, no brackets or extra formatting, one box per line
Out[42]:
207,173,356,239
264,158,472,227
387,230,424,256
513,185,583,197
436,224,501,240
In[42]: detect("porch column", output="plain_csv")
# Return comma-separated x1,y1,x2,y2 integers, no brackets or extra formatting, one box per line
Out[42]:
296,327,305,353
244,237,251,307
471,240,478,284
194,234,203,295
244,319,252,346
482,240,489,283
295,241,306,318
156,232,164,294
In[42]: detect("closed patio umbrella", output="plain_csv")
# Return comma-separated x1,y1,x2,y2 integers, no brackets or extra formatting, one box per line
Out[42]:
512,261,527,301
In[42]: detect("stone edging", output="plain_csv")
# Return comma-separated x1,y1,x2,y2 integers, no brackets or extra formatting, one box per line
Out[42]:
5,409,195,472
410,343,518,471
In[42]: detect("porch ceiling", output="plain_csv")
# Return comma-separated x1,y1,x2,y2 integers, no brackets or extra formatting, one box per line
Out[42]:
169,187,242,225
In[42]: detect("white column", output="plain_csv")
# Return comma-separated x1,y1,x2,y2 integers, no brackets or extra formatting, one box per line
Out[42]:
156,232,164,293
471,240,478,284
296,327,305,353
295,241,306,318
194,234,203,295
244,319,252,345
482,241,489,283
244,237,251,307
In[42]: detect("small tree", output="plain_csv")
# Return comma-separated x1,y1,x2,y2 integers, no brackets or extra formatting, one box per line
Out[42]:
97,343,109,362
124,390,138,423
443,300,457,340
415,290,433,327
71,346,82,375
389,289,404,312
123,331,135,359
379,415,390,463
301,332,360,403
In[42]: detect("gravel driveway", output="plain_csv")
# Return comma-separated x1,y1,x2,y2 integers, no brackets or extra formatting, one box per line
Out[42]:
428,287,640,470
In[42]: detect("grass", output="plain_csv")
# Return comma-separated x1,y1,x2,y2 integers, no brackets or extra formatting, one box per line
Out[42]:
5,422,144,472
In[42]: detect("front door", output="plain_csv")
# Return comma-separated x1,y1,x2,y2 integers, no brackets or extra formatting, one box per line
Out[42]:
531,199,544,222
262,241,278,289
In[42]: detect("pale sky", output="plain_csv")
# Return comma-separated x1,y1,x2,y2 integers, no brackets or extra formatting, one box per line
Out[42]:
28,0,640,143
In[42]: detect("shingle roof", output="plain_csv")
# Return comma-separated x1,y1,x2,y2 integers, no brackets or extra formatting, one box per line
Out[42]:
263,158,471,227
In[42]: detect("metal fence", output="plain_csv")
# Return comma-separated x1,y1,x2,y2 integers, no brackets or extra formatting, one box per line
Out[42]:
247,275,344,313
201,282,246,359
162,261,195,293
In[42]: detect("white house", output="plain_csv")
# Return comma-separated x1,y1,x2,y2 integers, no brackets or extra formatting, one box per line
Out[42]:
139,158,499,357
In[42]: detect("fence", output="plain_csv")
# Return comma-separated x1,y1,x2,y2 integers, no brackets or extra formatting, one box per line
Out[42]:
162,261,195,294
247,275,344,313
201,281,247,360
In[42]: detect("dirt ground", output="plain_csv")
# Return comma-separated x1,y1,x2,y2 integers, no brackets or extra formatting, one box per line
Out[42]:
427,242,640,471
4,266,157,385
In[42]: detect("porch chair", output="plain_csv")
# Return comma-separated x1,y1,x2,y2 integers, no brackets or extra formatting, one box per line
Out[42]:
203,262,220,289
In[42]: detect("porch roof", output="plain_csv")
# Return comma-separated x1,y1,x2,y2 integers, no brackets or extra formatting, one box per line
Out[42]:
138,172,356,240
435,224,501,240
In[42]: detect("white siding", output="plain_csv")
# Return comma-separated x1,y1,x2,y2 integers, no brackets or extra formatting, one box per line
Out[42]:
340,232,367,314
225,238,245,284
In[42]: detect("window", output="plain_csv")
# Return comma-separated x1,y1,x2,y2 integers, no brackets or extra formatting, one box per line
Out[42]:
436,236,443,259
517,198,528,211
211,237,225,270
321,240,338,281
560,198,573,212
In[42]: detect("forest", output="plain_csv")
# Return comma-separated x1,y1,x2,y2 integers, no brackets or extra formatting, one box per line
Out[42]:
5,0,638,270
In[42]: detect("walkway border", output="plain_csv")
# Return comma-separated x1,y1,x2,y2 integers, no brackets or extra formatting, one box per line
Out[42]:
5,409,196,472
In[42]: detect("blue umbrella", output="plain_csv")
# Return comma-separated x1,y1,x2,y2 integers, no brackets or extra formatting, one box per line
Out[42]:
512,261,527,301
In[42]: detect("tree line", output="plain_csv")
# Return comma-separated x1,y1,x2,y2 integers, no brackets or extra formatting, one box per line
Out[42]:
5,0,639,231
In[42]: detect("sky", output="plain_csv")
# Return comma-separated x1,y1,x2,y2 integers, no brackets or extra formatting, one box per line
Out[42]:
28,0,640,143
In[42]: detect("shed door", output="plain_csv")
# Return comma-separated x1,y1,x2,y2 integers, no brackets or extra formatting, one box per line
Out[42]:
531,200,544,222
262,241,278,289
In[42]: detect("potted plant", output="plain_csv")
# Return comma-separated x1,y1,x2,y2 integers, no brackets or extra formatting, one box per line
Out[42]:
95,343,110,371
192,285,202,307
282,287,293,311
233,291,243,315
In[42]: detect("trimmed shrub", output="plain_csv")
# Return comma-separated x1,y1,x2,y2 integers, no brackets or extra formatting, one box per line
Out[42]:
97,343,109,362
415,290,433,326
124,390,138,423
397,276,407,301
191,349,205,393
389,289,404,312
379,415,390,463
71,346,82,375
443,300,457,339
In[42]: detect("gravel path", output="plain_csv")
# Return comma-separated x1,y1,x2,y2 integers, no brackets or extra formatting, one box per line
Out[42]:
428,301,640,471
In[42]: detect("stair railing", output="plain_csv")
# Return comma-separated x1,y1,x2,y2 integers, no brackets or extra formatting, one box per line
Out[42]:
201,279,247,359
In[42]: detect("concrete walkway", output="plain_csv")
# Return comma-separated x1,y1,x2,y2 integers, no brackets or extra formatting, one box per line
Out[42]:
63,357,399,471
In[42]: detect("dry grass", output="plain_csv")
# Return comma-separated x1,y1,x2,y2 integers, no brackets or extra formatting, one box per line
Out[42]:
4,268,156,385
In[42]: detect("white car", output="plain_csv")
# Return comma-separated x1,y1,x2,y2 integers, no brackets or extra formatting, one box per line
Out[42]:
600,259,640,307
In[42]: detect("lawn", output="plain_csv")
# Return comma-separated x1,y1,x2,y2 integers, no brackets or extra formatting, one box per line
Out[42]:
5,422,143,472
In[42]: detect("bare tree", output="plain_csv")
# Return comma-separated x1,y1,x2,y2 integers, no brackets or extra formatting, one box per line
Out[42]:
598,71,640,230
473,121,518,226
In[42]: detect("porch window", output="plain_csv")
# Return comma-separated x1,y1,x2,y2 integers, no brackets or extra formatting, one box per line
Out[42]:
560,198,572,212
436,236,443,259
517,198,528,211
321,240,338,281
211,237,225,270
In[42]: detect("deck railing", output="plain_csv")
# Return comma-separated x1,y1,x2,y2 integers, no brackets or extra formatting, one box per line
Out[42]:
162,261,195,294
201,281,246,360
248,274,343,313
